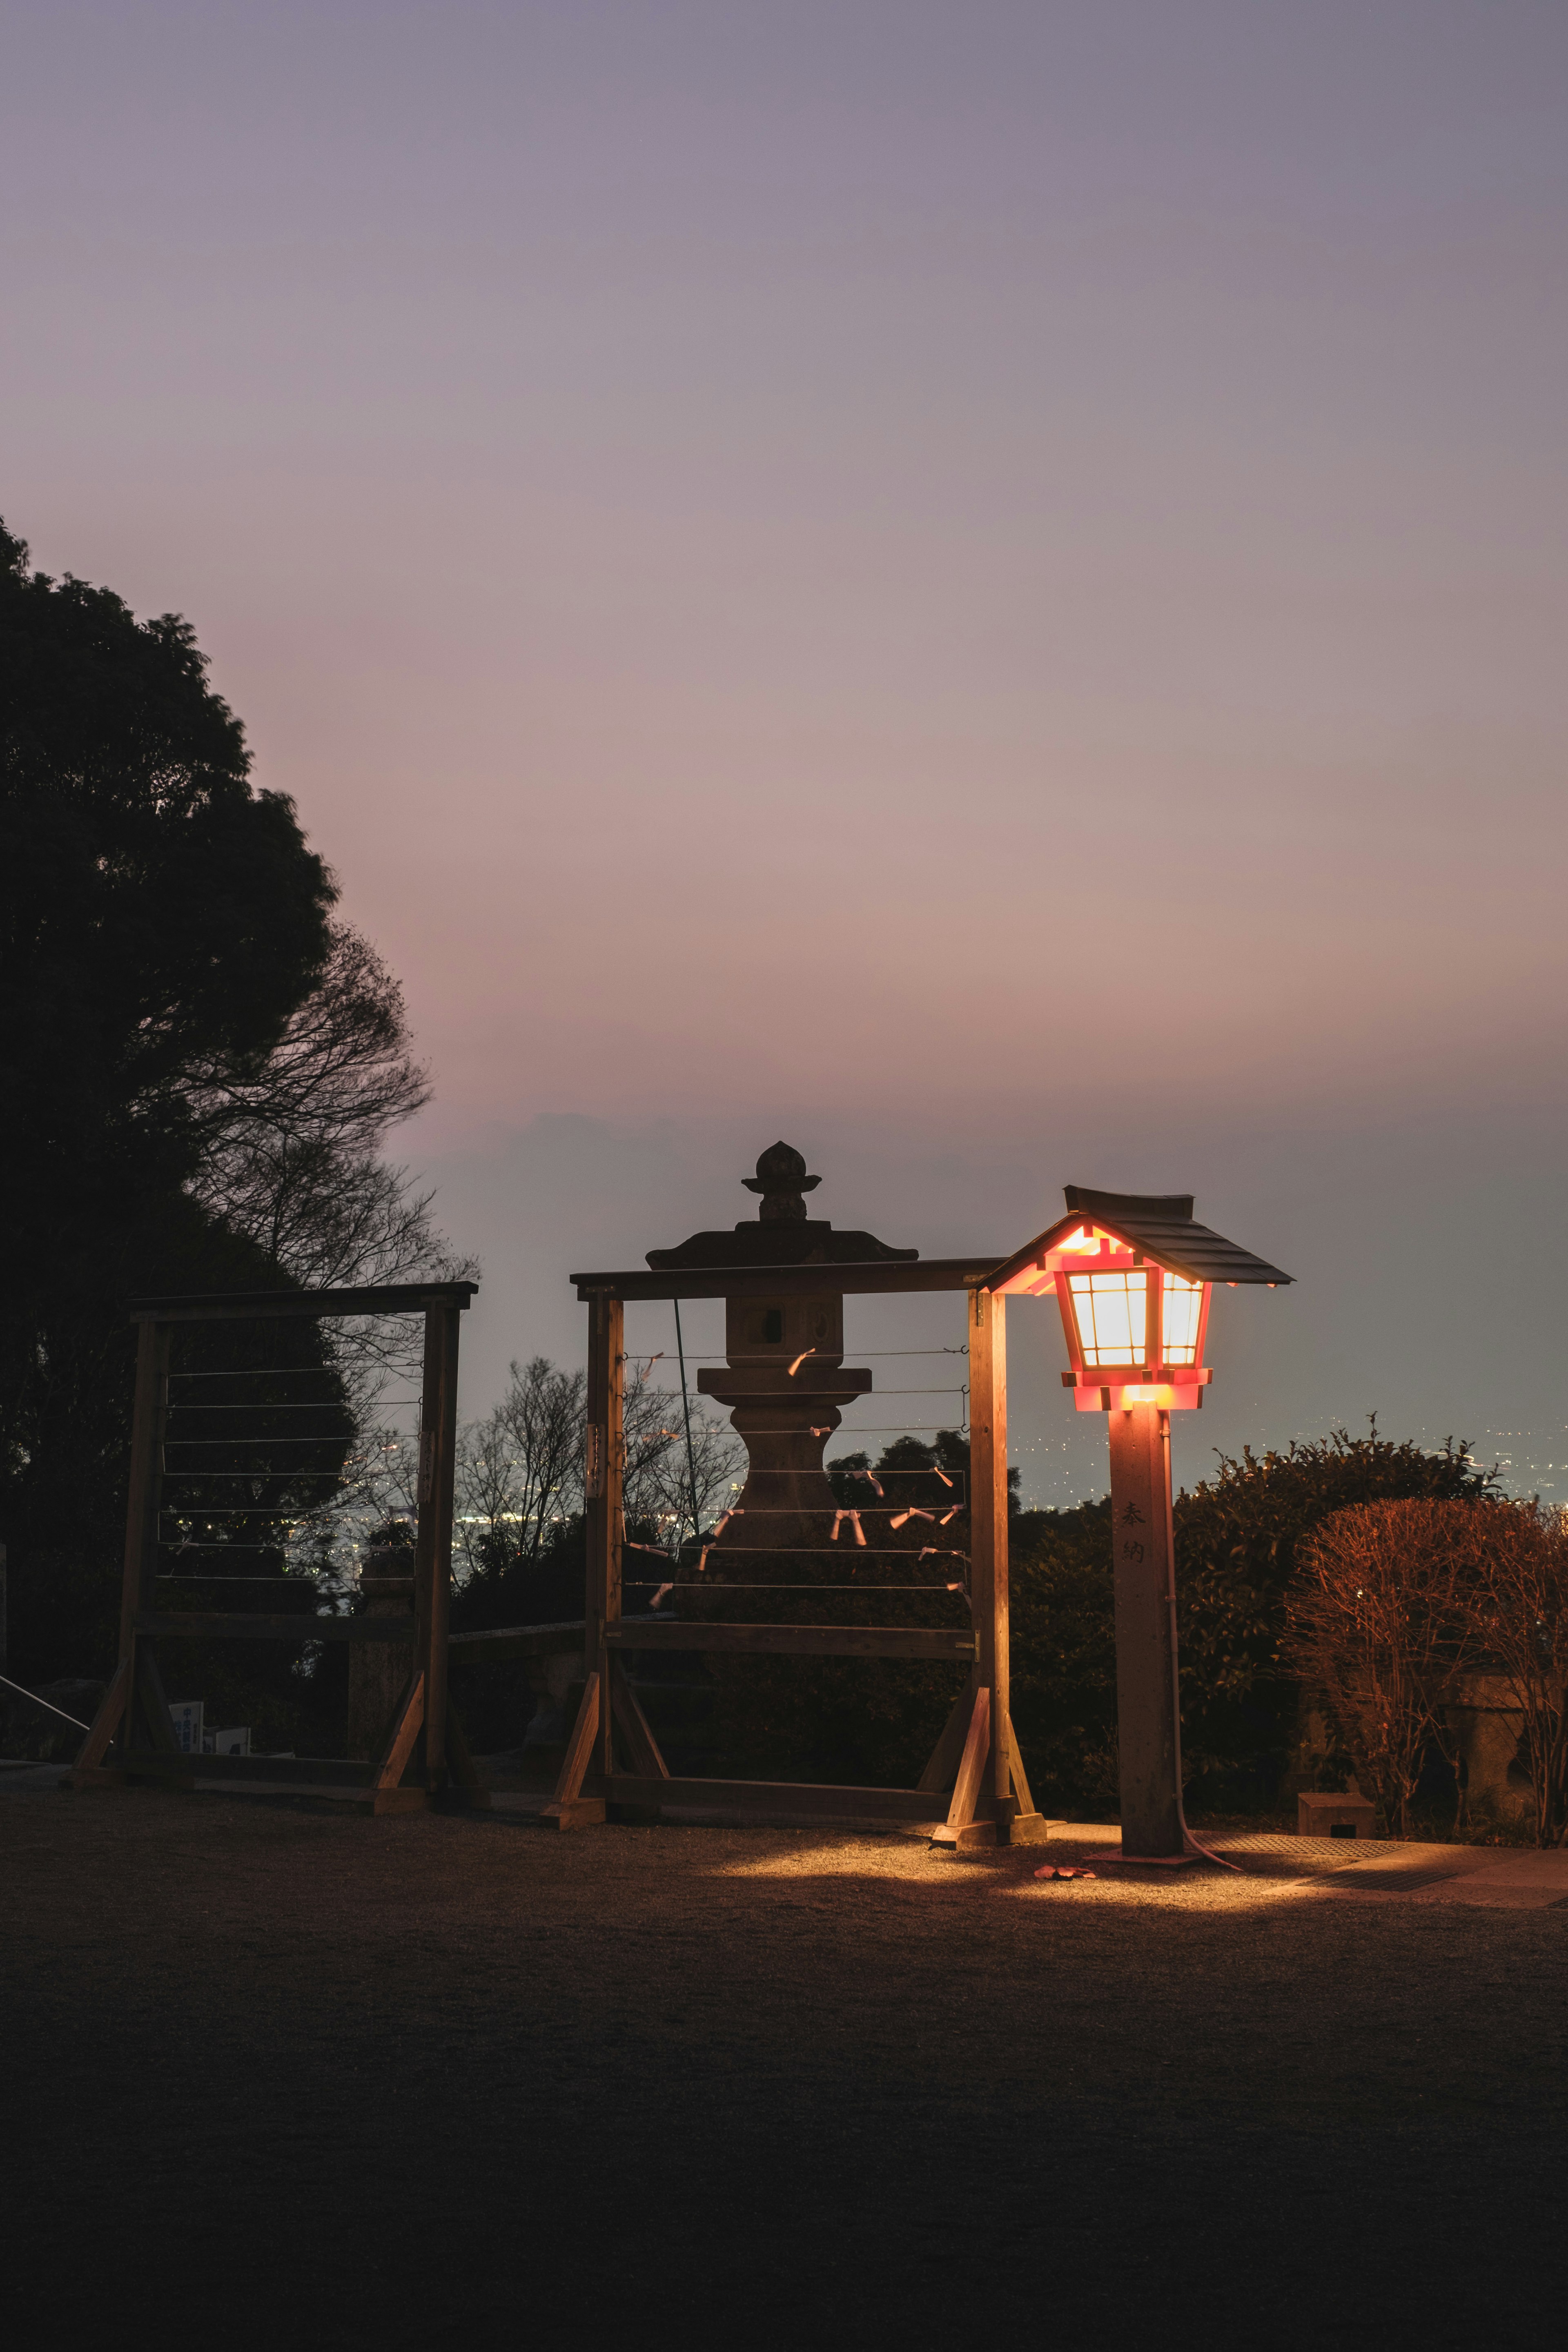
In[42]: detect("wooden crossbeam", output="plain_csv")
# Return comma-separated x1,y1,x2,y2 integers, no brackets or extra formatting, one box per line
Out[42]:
118,1752,376,1787
448,1620,586,1662
128,1282,478,1322
603,1775,948,1824
131,1613,419,1644
572,1258,1002,1303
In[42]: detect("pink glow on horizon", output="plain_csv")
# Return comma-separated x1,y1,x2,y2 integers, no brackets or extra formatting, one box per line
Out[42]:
4,3,1566,1470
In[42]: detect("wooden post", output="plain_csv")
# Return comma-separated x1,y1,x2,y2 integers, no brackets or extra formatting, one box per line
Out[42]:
968,1286,1008,1815
118,1323,168,1649
414,1301,461,1794
584,1294,606,1694
1107,1403,1183,1856
582,1292,624,1788
119,1319,170,1756
602,1297,625,1779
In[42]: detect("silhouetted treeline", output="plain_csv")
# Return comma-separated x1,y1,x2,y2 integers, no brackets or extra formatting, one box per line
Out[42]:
0,518,454,1708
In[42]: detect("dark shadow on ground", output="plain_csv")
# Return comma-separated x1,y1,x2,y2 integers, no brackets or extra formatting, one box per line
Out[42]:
2,1791,1562,2349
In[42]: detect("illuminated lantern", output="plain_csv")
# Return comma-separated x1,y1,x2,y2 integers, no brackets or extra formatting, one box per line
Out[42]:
989,1187,1291,1860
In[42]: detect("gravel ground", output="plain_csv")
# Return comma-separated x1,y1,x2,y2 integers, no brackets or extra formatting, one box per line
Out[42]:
3,1786,1564,2349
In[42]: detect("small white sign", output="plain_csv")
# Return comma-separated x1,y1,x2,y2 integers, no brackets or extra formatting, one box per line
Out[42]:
169,1700,203,1755
203,1726,250,1757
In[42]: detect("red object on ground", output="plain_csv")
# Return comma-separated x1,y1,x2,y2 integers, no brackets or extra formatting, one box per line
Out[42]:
1083,1848,1198,1867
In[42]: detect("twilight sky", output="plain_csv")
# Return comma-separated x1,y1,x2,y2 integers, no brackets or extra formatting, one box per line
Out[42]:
4,2,1567,1499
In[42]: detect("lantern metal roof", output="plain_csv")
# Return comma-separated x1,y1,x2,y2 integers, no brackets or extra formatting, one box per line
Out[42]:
987,1185,1293,1293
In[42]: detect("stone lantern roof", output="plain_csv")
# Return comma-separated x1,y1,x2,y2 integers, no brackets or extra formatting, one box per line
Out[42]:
646,1142,919,1272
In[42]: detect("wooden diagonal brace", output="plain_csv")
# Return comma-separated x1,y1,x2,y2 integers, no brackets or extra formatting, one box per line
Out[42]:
609,1655,669,1781
1003,1709,1036,1818
946,1683,991,1829
540,1671,605,1828
929,1684,996,1850
71,1656,130,1777
1001,1706,1049,1843
916,1670,979,1794
374,1671,425,1790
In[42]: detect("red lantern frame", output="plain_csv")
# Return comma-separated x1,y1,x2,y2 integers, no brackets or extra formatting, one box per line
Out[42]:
995,1221,1214,1412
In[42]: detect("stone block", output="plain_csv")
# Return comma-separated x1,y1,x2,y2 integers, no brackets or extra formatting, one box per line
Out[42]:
1297,1791,1376,1839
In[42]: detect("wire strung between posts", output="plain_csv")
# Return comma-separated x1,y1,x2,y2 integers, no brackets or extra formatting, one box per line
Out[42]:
154,1540,320,1552
635,1546,971,1561
629,1583,968,1595
167,1400,419,1414
153,1574,336,1584
168,1368,364,1383
160,1470,355,1481
0,1669,93,1731
164,1437,359,1450
684,1505,961,1517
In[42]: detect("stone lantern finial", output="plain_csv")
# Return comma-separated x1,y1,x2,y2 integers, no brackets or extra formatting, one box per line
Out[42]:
741,1140,822,1225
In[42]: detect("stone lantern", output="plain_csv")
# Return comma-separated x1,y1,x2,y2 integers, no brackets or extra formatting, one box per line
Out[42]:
646,1142,918,1550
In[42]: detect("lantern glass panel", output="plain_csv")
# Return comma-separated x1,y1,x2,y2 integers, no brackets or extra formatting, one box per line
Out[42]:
1161,1274,1204,1365
1067,1270,1148,1366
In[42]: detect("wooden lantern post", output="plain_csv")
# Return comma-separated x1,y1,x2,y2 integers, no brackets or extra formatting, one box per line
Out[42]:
986,1188,1292,1861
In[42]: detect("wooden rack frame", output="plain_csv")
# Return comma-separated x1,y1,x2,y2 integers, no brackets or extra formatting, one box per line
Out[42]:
71,1281,480,1815
533,1256,1044,1848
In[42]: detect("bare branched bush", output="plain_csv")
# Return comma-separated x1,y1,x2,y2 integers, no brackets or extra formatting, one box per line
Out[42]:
1283,1498,1487,1838
455,1357,587,1574
621,1364,741,1538
185,925,434,1275
450,1354,744,1584
1468,1500,1568,1847
184,922,474,1406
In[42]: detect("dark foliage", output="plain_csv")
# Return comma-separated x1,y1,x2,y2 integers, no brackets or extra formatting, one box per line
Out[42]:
1008,1423,1498,1815
445,1519,589,1755
1173,1424,1495,1804
0,520,449,1710
450,1516,588,1636
1008,1497,1120,1815
652,1432,978,1785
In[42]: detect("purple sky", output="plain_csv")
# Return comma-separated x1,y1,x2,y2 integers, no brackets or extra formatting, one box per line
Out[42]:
5,2,1567,1497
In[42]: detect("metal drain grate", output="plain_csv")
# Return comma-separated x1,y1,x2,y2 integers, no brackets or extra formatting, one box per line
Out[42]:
1314,1862,1475,1895
1187,1834,1491,1884
1194,1833,1408,1876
